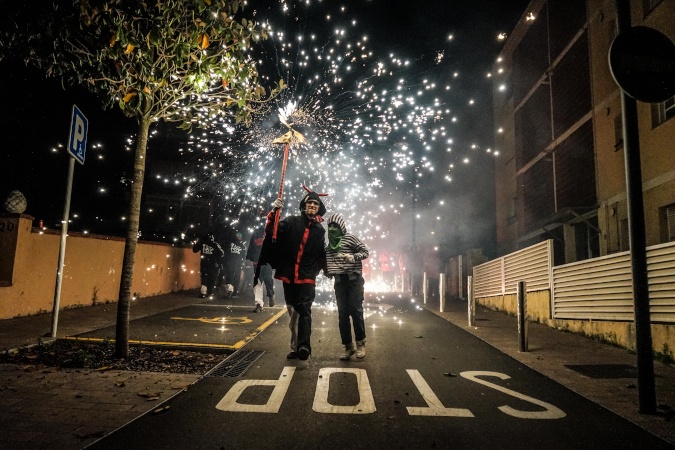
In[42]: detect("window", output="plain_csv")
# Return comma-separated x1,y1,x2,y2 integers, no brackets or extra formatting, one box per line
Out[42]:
573,217,600,261
614,114,623,151
643,0,664,16
652,95,675,128
661,204,675,243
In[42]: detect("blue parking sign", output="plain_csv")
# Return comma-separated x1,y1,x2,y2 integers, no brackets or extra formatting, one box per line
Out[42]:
68,105,88,165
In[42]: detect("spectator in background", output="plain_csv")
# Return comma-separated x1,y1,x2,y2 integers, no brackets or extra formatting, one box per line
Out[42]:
422,245,441,297
379,250,394,289
247,225,275,312
406,245,423,296
192,233,225,298
222,228,247,298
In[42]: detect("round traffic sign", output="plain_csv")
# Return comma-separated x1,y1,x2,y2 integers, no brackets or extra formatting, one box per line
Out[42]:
609,26,675,103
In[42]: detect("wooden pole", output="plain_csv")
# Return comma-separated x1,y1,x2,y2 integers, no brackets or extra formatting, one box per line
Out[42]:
273,142,290,242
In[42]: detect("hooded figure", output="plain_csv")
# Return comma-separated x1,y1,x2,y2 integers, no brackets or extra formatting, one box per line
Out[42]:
192,233,225,297
299,191,327,217
257,190,326,282
256,188,327,361
324,213,369,360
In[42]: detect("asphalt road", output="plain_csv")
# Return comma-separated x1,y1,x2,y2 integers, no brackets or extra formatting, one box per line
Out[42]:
88,293,672,449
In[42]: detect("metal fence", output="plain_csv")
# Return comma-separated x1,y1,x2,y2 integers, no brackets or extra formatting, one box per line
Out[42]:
473,241,552,297
473,240,675,323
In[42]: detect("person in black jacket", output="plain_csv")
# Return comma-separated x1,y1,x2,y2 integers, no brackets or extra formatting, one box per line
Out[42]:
246,225,275,312
222,228,247,298
257,189,327,360
192,233,225,298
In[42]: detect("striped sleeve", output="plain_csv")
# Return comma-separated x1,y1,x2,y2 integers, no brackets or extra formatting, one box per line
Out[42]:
325,234,369,275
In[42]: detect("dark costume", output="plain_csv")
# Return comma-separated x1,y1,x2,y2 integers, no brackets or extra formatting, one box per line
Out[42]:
222,230,246,297
257,191,327,359
192,234,225,297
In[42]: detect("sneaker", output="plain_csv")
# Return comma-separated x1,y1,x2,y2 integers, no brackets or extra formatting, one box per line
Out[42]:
340,343,356,361
268,296,275,307
286,351,298,360
355,341,366,359
298,345,311,361
253,304,263,313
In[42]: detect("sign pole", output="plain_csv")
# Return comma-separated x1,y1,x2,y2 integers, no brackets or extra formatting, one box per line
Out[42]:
50,157,75,337
614,0,656,414
50,105,88,338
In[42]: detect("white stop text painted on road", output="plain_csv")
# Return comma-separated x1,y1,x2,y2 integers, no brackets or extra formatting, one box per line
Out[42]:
215,367,565,419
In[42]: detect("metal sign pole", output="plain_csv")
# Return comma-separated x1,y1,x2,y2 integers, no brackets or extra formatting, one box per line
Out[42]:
50,157,75,337
50,105,88,338
615,0,656,414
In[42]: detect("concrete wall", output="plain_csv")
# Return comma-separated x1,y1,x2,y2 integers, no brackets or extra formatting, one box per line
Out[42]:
0,215,200,319
478,291,674,362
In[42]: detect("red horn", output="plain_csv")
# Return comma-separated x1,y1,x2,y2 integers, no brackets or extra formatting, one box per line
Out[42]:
302,184,329,196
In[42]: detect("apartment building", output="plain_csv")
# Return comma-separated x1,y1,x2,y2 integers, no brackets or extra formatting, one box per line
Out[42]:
492,0,675,263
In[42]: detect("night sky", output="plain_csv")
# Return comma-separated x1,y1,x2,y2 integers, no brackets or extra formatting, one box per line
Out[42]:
0,0,530,260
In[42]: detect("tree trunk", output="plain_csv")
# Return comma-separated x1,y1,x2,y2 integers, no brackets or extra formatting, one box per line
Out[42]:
115,118,151,358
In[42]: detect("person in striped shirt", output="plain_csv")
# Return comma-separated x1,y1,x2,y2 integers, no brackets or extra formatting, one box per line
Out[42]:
325,213,370,360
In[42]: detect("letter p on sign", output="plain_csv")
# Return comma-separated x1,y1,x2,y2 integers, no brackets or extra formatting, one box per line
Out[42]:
68,105,88,165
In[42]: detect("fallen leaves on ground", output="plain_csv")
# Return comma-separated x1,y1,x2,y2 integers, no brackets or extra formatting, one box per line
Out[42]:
0,339,227,375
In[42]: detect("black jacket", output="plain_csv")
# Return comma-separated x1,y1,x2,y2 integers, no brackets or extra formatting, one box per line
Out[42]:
192,236,224,267
258,211,326,285
246,228,265,263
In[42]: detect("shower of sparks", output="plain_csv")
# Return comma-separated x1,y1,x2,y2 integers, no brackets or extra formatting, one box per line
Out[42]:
41,0,511,276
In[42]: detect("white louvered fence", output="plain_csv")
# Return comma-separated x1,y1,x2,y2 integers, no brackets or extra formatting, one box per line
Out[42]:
472,240,675,323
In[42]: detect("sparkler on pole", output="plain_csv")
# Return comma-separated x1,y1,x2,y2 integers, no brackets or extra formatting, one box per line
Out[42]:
271,103,306,241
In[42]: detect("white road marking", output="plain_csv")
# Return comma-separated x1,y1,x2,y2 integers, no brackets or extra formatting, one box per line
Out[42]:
405,369,474,417
312,368,377,414
460,371,566,419
215,366,295,413
214,367,565,419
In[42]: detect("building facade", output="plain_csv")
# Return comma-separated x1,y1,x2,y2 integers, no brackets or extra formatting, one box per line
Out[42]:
493,0,675,263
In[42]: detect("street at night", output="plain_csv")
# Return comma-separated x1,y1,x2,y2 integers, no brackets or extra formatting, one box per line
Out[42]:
1,1,675,449
85,293,673,450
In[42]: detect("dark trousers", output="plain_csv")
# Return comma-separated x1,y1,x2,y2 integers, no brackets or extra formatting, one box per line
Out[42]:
283,283,315,353
258,264,274,297
225,262,242,293
334,275,366,345
200,262,219,294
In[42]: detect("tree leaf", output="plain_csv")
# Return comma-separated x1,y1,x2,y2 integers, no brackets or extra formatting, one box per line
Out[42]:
123,92,137,103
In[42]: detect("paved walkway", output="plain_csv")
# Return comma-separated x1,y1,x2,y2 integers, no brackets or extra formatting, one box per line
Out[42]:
0,292,206,449
423,295,675,447
0,290,674,449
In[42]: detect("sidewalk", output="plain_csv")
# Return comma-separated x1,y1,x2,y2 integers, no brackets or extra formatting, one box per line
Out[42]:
0,291,208,450
423,295,675,446
1,291,674,448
